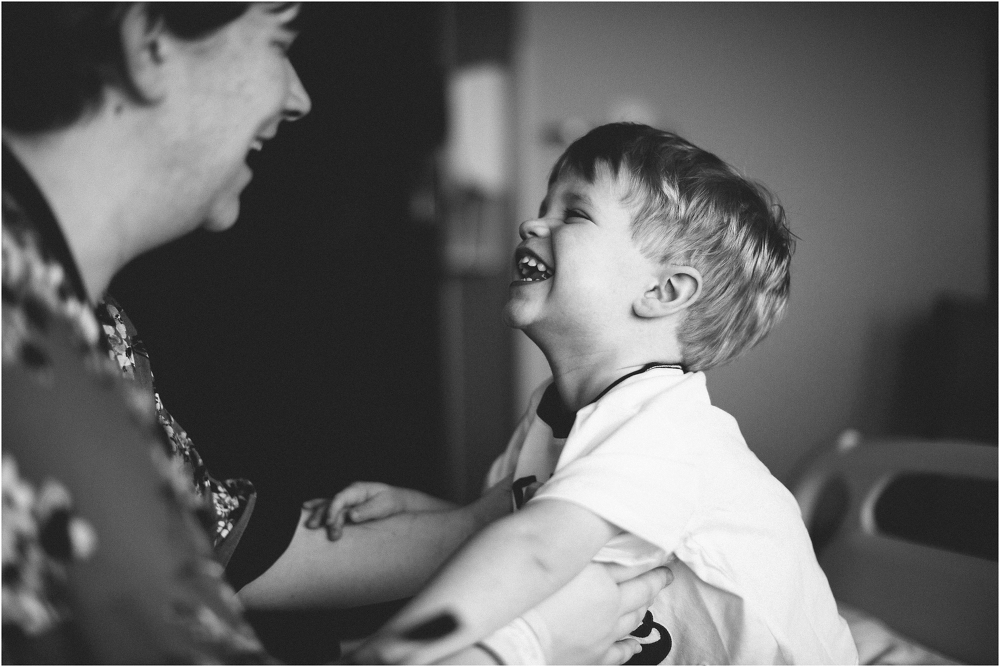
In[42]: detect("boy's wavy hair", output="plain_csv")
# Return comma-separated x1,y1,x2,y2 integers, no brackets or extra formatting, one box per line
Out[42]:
3,2,253,133
549,123,794,371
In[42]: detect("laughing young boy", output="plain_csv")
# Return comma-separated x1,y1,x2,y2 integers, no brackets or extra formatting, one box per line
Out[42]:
326,123,856,664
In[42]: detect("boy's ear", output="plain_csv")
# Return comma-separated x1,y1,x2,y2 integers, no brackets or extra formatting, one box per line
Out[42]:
120,5,171,101
633,266,702,319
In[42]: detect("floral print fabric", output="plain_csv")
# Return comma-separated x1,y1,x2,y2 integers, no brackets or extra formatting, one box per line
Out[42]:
1,455,98,636
1,150,272,663
96,297,255,548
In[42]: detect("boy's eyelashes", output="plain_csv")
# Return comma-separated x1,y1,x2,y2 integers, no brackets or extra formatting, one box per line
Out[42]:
534,200,592,223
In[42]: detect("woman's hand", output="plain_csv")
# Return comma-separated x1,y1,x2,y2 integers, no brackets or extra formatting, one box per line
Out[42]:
303,482,454,540
527,562,673,665
394,562,674,665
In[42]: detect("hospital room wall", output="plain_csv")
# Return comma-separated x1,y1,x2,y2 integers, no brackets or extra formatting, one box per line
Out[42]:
510,3,993,482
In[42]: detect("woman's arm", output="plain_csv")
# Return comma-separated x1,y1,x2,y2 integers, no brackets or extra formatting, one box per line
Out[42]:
237,475,513,610
354,498,619,665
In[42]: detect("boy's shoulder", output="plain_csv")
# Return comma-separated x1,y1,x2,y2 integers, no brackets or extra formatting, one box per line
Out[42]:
595,370,724,427
574,370,745,455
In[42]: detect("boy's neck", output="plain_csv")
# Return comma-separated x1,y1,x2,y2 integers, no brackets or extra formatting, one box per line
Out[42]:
527,313,685,412
544,345,684,412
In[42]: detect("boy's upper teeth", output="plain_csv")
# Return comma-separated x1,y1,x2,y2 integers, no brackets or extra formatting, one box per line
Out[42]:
517,254,553,280
519,256,548,271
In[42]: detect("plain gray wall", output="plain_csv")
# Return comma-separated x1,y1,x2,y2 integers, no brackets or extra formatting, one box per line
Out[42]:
510,3,991,482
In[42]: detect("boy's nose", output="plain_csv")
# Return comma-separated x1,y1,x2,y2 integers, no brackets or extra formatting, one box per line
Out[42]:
518,217,552,239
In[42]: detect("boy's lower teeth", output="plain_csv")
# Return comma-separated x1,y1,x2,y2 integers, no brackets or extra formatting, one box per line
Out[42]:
517,267,551,281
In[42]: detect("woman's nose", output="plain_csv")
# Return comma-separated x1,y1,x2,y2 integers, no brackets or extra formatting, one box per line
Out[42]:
283,65,312,121
518,217,552,240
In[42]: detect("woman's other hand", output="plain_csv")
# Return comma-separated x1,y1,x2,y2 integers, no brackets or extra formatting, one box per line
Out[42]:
527,562,673,665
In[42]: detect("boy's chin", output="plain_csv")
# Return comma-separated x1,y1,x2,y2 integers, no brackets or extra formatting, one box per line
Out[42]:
501,306,526,330
503,297,545,331
503,290,541,325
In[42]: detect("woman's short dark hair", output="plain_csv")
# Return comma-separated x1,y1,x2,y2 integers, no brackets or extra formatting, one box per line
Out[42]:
2,2,250,134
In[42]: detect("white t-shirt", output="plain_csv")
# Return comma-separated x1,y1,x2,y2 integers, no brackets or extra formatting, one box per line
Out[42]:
486,367,857,665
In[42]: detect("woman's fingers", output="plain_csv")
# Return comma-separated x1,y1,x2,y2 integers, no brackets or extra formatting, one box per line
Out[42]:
616,566,671,614
613,606,648,639
602,637,642,665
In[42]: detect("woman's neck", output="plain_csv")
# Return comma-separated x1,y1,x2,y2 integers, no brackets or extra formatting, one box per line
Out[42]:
4,124,140,301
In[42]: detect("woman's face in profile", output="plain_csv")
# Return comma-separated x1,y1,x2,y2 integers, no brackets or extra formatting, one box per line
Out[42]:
156,2,312,237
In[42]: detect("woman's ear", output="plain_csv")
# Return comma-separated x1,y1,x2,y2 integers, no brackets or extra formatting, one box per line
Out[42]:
119,4,170,101
633,266,702,319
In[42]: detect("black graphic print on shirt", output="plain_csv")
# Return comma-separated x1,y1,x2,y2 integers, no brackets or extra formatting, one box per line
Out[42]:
625,610,672,665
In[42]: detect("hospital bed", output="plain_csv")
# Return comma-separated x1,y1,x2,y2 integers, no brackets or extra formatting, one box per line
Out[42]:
793,433,997,665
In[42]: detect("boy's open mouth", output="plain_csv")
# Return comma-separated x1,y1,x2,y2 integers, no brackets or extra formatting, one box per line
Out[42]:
514,249,554,282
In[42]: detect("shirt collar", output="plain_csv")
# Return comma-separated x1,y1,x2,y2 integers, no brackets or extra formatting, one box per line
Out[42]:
537,362,685,438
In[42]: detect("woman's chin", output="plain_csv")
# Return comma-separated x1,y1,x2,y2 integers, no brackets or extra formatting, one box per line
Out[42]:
202,199,241,233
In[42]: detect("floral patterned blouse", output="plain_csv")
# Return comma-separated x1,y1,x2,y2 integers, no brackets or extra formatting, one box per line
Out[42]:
1,146,272,663
96,295,257,561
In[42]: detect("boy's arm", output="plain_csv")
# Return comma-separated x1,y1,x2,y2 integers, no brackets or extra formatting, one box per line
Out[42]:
238,475,513,610
355,498,619,665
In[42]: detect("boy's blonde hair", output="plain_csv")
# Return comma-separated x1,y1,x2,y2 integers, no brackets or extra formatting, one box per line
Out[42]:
549,123,794,371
